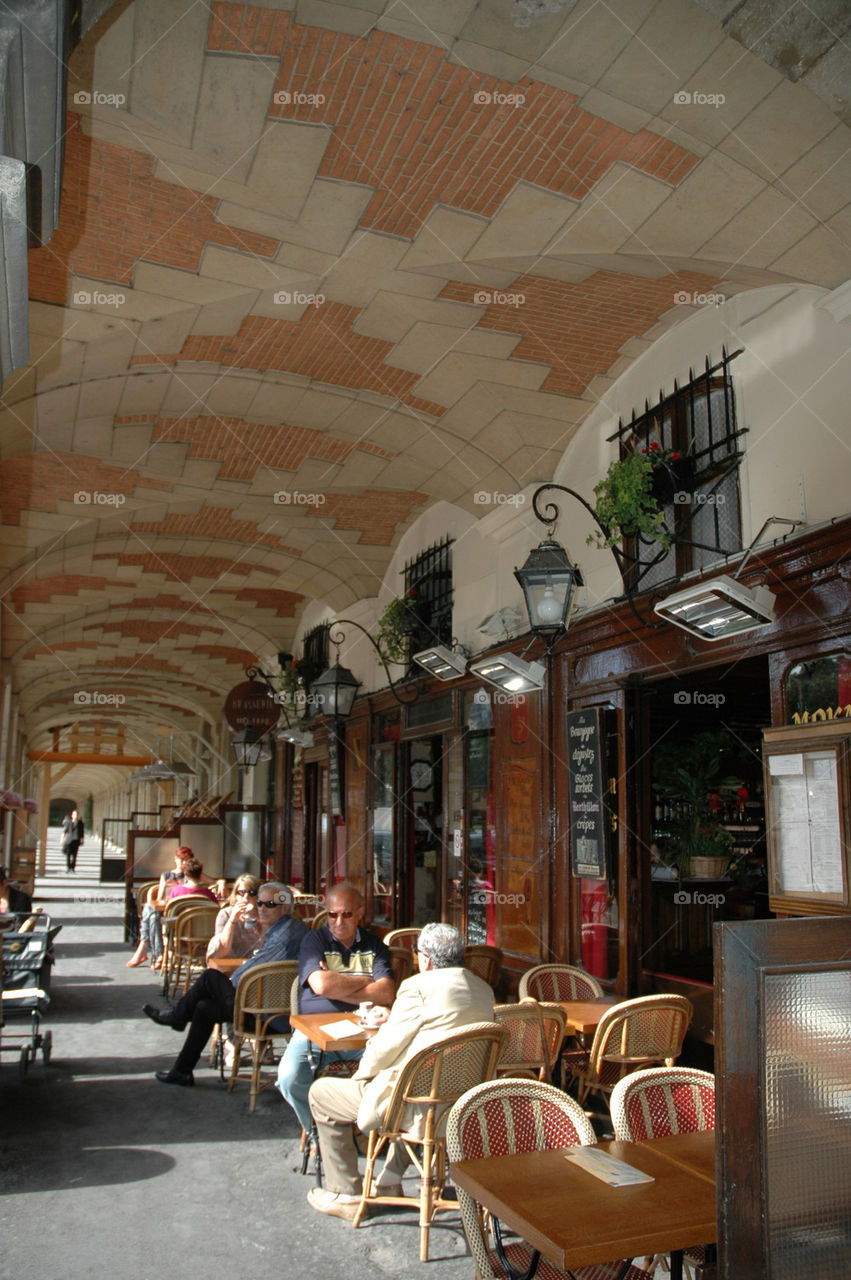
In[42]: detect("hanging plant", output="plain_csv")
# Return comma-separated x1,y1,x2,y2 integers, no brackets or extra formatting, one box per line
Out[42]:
588,443,686,550
275,657,304,705
377,591,418,665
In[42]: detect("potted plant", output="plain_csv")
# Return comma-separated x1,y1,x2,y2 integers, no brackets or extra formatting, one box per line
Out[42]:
376,591,419,665
275,657,305,707
652,730,742,879
588,442,690,550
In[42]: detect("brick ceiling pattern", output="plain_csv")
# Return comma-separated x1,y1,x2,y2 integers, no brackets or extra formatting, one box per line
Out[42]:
27,115,279,304
1,0,846,785
262,14,698,235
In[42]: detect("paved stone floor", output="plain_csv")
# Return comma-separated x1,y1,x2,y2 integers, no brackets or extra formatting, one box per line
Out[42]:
0,860,477,1280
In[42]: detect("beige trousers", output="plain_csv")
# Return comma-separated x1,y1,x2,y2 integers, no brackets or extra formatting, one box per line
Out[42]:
308,1075,409,1196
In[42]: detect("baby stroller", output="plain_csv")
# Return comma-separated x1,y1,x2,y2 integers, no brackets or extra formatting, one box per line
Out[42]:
1,911,61,1077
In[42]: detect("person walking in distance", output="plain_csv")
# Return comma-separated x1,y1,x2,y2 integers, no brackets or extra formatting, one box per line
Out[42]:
61,809,85,873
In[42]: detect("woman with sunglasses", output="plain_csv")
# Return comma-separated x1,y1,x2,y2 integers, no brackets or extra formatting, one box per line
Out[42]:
206,874,263,962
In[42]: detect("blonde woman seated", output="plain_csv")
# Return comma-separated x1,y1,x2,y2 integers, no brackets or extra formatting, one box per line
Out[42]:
206,875,263,963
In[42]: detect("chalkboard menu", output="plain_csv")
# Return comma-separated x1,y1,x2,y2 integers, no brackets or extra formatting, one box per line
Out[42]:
567,708,608,880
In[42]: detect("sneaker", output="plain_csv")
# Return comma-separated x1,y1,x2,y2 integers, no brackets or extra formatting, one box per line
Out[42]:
307,1187,365,1221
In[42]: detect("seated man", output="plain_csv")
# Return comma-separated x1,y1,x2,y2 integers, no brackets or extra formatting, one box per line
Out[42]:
306,921,495,1220
276,883,394,1136
143,882,306,1086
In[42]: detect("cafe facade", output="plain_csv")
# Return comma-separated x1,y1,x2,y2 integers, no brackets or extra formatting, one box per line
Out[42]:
264,281,851,1024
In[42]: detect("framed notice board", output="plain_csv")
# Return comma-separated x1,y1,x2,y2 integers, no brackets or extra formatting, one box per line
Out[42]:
763,721,851,916
567,707,608,880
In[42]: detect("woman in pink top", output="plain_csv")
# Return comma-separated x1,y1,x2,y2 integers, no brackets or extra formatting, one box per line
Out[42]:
167,859,218,903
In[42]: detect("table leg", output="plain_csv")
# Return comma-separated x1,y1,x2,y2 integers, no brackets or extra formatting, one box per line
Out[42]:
300,1043,325,1187
492,1217,540,1280
669,1250,683,1280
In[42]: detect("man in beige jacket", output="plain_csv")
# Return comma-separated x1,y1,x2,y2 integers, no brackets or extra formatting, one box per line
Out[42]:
307,921,495,1220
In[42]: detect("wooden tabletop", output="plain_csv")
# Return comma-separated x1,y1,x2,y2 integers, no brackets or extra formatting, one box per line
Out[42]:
450,1137,716,1273
207,955,244,975
556,997,619,1035
637,1130,716,1185
290,1010,373,1051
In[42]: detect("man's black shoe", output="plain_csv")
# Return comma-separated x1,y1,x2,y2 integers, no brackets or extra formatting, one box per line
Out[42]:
155,1068,194,1087
143,1003,177,1028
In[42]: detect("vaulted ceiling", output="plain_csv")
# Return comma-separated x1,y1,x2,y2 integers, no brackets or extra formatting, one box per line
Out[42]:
2,0,849,797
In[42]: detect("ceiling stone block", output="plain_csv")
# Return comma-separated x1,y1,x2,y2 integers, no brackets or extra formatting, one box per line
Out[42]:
129,0,210,148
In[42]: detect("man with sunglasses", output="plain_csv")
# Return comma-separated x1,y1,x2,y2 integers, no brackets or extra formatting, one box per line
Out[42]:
276,883,394,1137
142,882,307,1086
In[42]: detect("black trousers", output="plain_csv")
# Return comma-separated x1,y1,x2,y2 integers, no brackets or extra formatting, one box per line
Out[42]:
169,968,236,1074
64,840,81,870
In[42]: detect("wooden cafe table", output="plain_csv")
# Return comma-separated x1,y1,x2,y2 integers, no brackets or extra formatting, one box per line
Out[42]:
207,955,245,976
556,997,618,1037
451,1134,716,1280
289,1011,376,1186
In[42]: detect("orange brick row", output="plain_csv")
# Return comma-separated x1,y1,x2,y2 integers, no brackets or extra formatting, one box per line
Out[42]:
28,115,279,304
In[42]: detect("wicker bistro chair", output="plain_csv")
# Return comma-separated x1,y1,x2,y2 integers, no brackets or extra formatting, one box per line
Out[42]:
383,927,420,953
518,963,604,1003
168,904,220,997
388,945,415,986
566,995,694,1108
494,1001,567,1083
353,1022,507,1262
160,894,218,996
463,944,503,988
446,1079,653,1280
227,960,299,1111
610,1067,716,1279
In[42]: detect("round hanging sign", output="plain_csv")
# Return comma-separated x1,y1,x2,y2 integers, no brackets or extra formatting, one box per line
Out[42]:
223,680,280,734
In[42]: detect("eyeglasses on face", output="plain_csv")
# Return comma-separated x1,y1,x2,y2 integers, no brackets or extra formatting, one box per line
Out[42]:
235,888,258,897
256,898,281,908
327,909,354,920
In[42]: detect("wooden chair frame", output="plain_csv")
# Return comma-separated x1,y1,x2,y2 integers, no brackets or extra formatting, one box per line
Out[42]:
463,944,502,988
567,994,694,1107
383,927,420,952
494,1000,567,1083
168,904,220,997
227,960,299,1111
160,894,218,996
353,1022,507,1261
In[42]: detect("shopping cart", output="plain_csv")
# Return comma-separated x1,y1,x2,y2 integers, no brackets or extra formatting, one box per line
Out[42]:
1,911,61,1077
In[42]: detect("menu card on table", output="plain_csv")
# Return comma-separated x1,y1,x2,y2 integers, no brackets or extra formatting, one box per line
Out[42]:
565,1147,655,1186
319,1018,363,1038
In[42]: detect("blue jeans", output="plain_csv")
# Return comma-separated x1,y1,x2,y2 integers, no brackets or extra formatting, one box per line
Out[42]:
275,1030,363,1134
139,904,163,960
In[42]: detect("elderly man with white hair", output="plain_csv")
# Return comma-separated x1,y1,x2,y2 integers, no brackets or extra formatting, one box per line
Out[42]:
307,921,495,1220
142,882,306,1086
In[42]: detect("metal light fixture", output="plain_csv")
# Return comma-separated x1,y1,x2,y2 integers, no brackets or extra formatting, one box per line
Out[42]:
310,660,361,719
469,652,546,693
514,536,583,649
654,575,776,641
653,518,800,641
277,726,314,748
311,617,421,718
231,722,264,768
413,643,468,681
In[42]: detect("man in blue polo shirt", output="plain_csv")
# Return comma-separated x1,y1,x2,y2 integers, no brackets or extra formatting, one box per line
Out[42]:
276,883,394,1135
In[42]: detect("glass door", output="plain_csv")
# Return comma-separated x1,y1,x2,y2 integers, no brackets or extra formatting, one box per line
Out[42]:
370,744,395,926
406,736,443,926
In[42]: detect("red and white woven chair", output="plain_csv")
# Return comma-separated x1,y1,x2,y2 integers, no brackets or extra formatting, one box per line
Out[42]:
446,1079,653,1280
518,964,604,1003
610,1067,715,1279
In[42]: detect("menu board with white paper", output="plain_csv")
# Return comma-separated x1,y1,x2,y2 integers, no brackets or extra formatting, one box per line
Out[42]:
764,723,851,915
